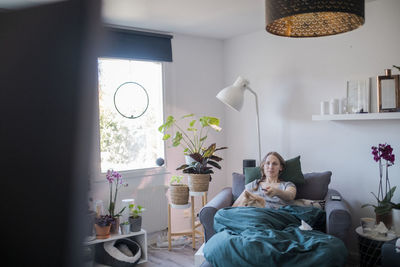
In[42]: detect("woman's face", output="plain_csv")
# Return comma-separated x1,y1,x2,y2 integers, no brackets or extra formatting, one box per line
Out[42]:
263,155,282,179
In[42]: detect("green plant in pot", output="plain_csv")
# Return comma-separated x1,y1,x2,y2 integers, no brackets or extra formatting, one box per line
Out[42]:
362,143,396,228
94,215,113,239
119,221,131,235
158,114,222,156
177,143,227,192
169,175,189,205
128,204,145,232
159,114,227,192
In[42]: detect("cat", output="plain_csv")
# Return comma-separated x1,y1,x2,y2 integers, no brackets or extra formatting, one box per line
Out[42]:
234,190,266,208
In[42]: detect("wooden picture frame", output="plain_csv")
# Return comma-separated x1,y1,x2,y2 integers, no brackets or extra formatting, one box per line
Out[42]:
377,69,400,112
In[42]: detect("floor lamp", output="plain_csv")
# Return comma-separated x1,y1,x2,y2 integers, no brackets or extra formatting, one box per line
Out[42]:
216,76,261,165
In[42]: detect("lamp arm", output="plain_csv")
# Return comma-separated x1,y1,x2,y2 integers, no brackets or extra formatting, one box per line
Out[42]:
246,86,261,165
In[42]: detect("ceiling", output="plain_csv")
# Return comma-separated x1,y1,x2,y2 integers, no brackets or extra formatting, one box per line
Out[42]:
0,0,378,40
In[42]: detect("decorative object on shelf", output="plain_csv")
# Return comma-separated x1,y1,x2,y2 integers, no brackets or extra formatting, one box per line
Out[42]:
177,143,227,192
120,221,130,235
377,69,400,112
129,204,145,232
106,169,128,234
121,198,134,224
265,0,364,38
169,175,189,205
113,81,149,119
94,215,113,239
362,143,396,229
216,76,260,164
329,99,339,115
346,80,370,114
94,199,105,217
320,101,329,115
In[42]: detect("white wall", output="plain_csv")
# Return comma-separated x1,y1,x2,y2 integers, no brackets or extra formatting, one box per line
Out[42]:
222,0,400,254
89,33,227,233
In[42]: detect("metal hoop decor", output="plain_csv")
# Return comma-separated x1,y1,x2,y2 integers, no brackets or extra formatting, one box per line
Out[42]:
113,81,149,119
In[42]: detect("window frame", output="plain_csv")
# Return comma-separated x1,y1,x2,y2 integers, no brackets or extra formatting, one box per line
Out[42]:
94,59,169,181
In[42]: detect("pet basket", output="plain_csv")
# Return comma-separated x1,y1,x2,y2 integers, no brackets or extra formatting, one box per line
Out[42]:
169,184,189,205
188,174,210,192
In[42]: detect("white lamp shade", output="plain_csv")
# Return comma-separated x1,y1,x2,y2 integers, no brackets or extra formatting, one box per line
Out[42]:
216,76,248,111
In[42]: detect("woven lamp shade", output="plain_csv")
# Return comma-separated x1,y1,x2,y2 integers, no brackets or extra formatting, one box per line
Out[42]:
265,0,365,37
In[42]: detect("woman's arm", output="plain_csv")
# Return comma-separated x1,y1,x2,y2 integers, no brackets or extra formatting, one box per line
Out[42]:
264,185,296,201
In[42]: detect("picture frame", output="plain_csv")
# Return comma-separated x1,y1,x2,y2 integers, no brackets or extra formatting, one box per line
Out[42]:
377,69,400,112
346,80,370,113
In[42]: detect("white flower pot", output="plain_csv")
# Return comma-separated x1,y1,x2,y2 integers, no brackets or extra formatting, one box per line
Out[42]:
392,209,400,236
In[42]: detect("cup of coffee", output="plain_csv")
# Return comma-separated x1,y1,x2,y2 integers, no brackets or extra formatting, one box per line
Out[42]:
360,217,375,233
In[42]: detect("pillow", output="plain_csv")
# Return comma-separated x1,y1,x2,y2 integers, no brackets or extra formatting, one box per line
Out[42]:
244,167,261,184
279,156,305,185
244,156,305,185
232,172,245,201
295,171,332,200
292,199,326,210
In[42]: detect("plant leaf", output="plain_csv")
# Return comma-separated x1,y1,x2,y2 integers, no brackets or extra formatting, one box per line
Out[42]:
162,134,171,140
189,120,196,127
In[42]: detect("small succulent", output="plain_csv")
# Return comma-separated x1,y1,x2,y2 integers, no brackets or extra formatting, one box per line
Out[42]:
170,175,184,185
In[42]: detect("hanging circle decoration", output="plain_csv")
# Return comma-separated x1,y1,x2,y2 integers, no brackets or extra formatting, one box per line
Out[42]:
113,81,149,119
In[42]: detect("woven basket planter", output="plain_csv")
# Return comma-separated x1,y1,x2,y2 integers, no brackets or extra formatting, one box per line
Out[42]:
169,184,189,205
188,174,210,192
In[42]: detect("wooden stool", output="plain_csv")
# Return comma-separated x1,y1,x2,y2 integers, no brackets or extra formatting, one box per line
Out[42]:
167,191,207,250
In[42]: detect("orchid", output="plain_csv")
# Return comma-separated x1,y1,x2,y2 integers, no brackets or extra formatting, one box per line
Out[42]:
106,169,128,218
362,143,396,215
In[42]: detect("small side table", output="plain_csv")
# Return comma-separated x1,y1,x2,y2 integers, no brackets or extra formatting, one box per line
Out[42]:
355,226,397,267
168,191,207,251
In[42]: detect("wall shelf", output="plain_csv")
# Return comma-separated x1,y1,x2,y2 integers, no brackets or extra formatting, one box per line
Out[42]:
312,113,400,121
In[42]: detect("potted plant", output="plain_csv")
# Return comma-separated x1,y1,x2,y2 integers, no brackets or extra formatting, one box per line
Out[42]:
362,143,396,228
159,114,227,192
94,215,113,239
169,175,189,205
120,221,131,235
177,143,227,192
106,169,128,234
128,204,145,232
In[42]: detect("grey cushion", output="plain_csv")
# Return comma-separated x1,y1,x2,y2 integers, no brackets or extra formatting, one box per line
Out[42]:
232,172,245,201
295,171,332,200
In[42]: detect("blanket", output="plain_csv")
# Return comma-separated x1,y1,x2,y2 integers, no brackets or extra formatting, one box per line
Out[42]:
203,205,347,267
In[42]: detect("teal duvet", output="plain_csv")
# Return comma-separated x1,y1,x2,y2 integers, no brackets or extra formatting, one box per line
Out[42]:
203,206,347,267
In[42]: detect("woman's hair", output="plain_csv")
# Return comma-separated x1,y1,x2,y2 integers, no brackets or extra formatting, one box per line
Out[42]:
253,151,285,191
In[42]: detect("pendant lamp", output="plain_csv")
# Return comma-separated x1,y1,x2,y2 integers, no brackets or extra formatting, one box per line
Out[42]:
265,0,365,37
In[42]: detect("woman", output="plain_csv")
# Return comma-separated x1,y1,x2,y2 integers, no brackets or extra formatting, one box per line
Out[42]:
233,151,296,209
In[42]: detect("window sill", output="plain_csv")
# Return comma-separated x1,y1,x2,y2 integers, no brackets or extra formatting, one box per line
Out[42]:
92,167,170,182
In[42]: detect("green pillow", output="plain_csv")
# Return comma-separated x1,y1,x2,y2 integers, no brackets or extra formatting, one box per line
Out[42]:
244,156,305,185
244,167,261,184
280,156,305,184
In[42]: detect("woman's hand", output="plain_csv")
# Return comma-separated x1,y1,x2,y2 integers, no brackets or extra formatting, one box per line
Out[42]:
263,186,280,197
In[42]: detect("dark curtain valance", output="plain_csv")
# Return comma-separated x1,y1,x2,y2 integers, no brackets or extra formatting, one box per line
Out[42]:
101,27,173,62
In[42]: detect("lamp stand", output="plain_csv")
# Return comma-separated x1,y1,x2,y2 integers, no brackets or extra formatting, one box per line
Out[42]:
246,87,261,165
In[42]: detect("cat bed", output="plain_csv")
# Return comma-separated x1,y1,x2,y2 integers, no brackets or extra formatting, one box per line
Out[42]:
95,238,141,267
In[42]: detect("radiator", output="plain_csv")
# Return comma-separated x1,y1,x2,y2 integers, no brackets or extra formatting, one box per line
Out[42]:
135,185,168,233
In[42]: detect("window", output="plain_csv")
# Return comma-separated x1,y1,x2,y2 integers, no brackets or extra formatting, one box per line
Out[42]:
98,58,165,173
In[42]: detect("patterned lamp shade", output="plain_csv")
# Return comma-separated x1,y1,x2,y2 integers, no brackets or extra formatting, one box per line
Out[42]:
265,0,365,37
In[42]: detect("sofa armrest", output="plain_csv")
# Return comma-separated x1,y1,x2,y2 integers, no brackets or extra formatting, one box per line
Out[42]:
199,187,233,242
324,189,352,247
